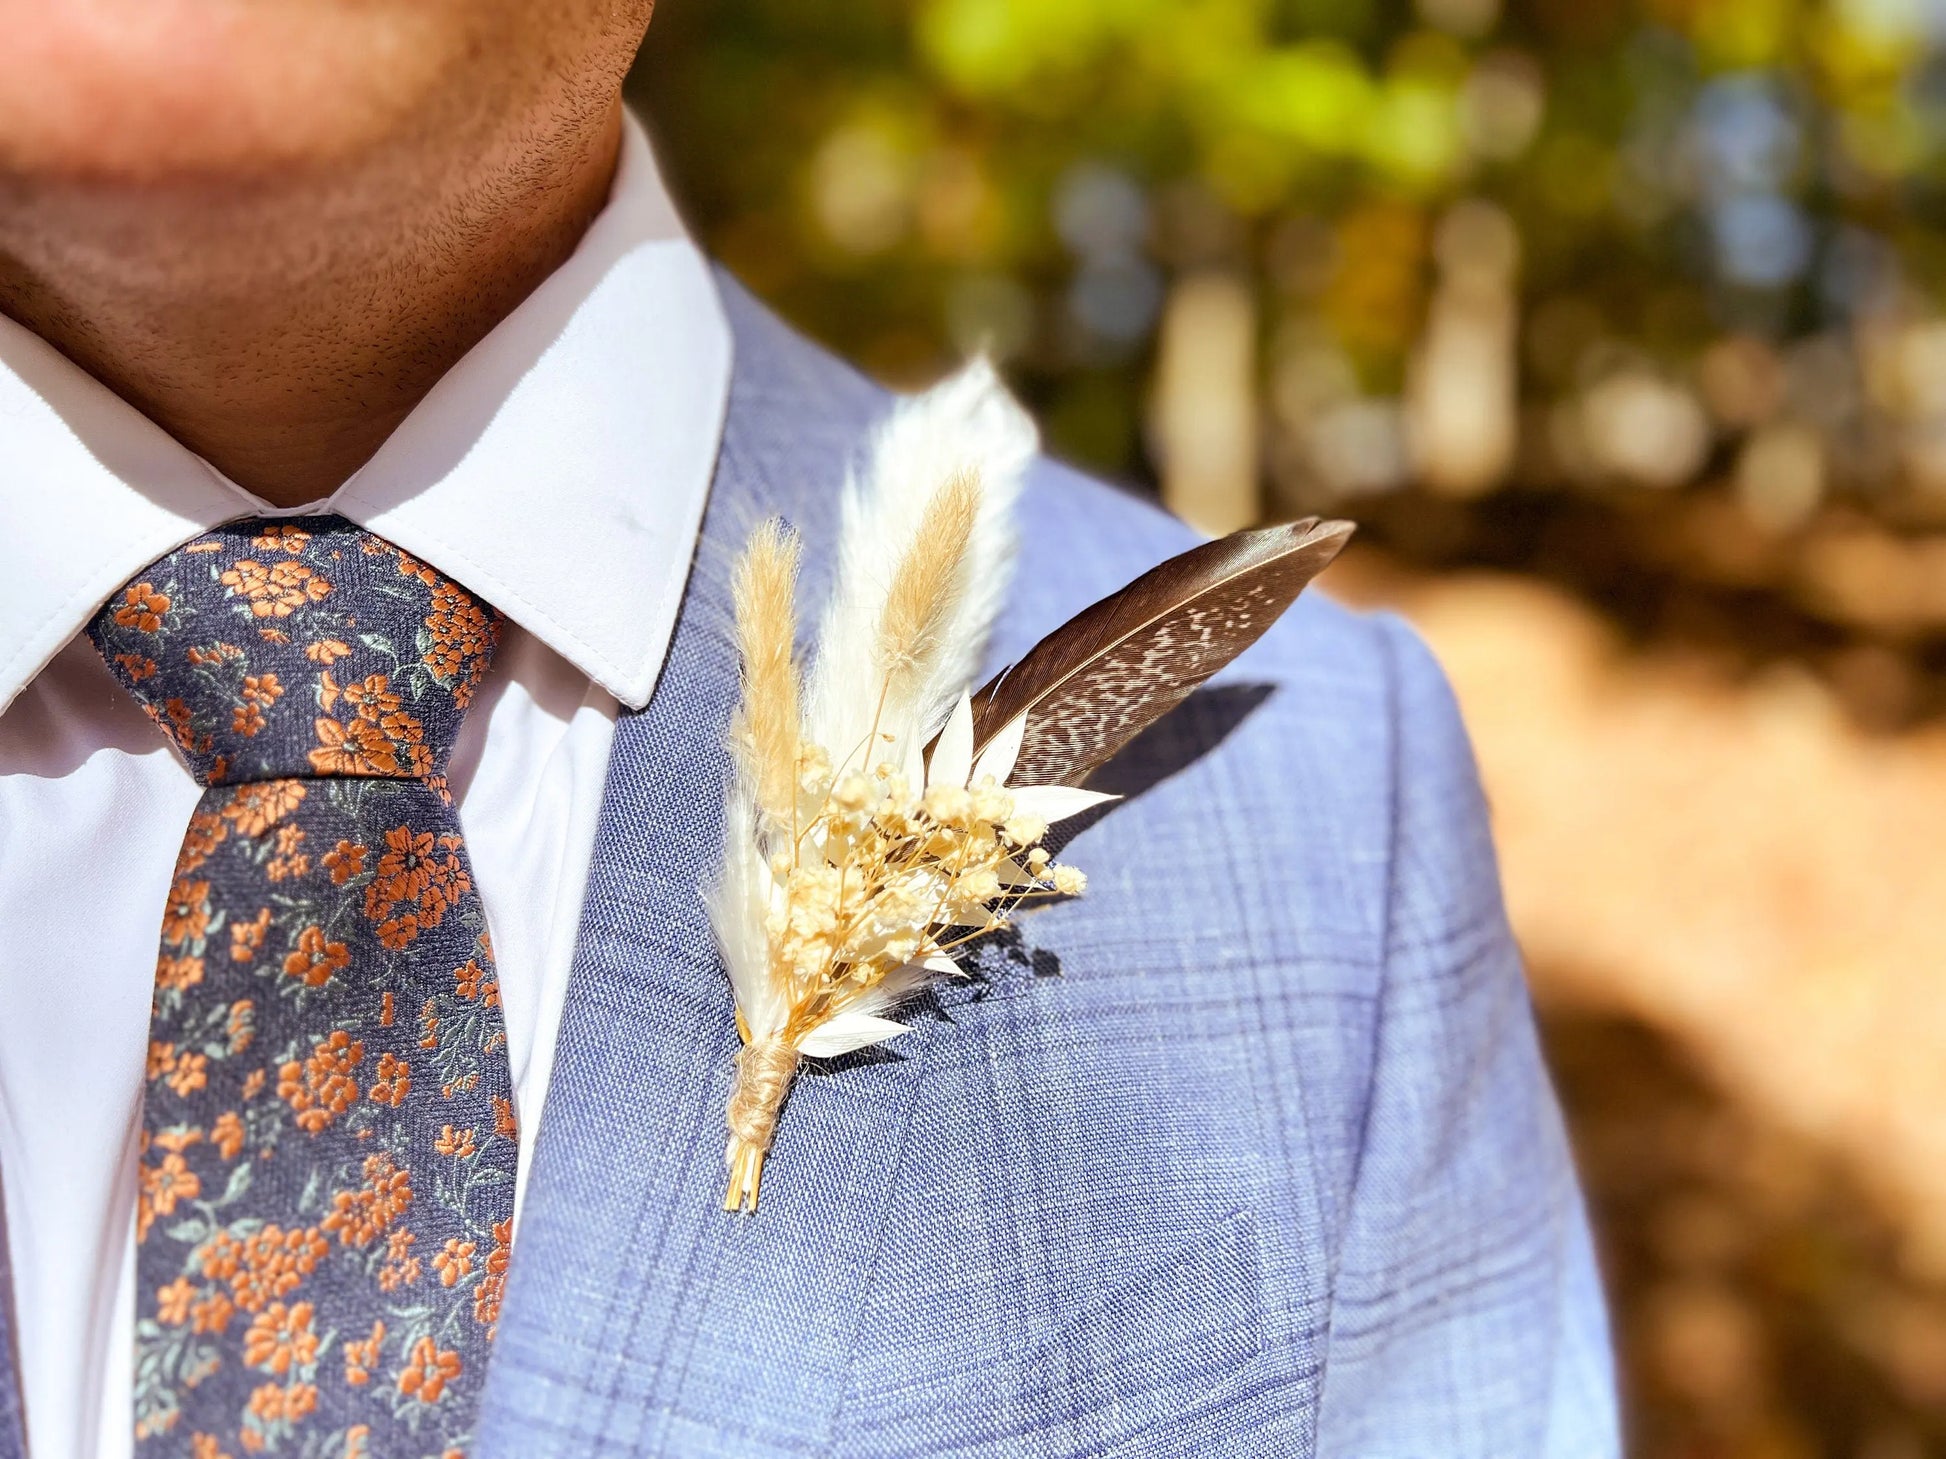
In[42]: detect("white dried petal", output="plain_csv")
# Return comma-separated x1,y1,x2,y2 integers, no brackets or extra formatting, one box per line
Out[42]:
1006,784,1118,825
798,1012,909,1057
976,710,1029,788
928,691,975,790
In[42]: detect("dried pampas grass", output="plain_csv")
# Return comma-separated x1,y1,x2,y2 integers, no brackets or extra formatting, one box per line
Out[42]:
804,358,1035,780
727,520,801,835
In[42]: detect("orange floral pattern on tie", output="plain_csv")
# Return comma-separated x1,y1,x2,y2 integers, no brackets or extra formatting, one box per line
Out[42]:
89,518,515,1459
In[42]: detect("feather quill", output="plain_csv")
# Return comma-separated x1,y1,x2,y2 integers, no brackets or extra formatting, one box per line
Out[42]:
969,517,1354,787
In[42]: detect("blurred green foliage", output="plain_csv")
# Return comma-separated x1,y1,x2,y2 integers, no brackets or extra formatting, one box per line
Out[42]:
631,0,1946,722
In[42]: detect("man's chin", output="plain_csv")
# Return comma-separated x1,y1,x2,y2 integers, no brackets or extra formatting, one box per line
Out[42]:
0,0,461,182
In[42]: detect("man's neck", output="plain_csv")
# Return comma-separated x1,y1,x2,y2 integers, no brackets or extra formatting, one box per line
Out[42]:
0,102,623,508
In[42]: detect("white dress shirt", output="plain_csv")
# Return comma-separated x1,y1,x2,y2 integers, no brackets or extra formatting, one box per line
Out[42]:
0,113,730,1459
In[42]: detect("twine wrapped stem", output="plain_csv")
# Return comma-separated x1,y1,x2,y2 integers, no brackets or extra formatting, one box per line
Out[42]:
723,1036,801,1212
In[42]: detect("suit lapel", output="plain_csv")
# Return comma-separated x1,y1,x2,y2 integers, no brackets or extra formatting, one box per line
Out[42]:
474,289,931,1458
0,1168,24,1459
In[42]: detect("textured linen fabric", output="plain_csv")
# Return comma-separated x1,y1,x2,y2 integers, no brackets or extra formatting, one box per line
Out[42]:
0,1183,18,1459
0,276,1617,1457
87,520,518,1454
458,278,1619,1459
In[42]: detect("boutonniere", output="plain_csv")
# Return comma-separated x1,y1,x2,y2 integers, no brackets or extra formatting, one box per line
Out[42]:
711,362,1351,1211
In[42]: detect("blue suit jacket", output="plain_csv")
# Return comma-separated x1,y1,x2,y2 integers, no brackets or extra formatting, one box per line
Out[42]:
0,281,1617,1458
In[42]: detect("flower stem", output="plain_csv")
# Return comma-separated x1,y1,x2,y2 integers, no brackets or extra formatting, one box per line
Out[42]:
722,1036,800,1213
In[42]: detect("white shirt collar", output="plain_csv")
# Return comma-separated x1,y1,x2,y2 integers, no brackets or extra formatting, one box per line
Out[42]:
0,110,730,716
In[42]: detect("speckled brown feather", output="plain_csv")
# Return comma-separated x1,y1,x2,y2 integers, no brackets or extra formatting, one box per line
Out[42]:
969,517,1355,787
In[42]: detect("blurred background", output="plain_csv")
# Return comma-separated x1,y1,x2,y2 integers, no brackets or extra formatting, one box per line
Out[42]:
628,1,1946,1452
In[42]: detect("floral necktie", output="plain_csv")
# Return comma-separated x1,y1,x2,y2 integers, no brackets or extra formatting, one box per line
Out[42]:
89,517,518,1459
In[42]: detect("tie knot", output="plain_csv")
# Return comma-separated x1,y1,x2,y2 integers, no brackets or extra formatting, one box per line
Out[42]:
88,516,502,788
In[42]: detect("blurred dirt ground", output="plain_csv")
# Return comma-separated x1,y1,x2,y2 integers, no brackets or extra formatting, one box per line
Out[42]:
1332,545,1946,1457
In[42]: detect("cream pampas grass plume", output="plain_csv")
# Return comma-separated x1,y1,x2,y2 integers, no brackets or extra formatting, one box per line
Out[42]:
804,357,1035,778
707,359,1354,1212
